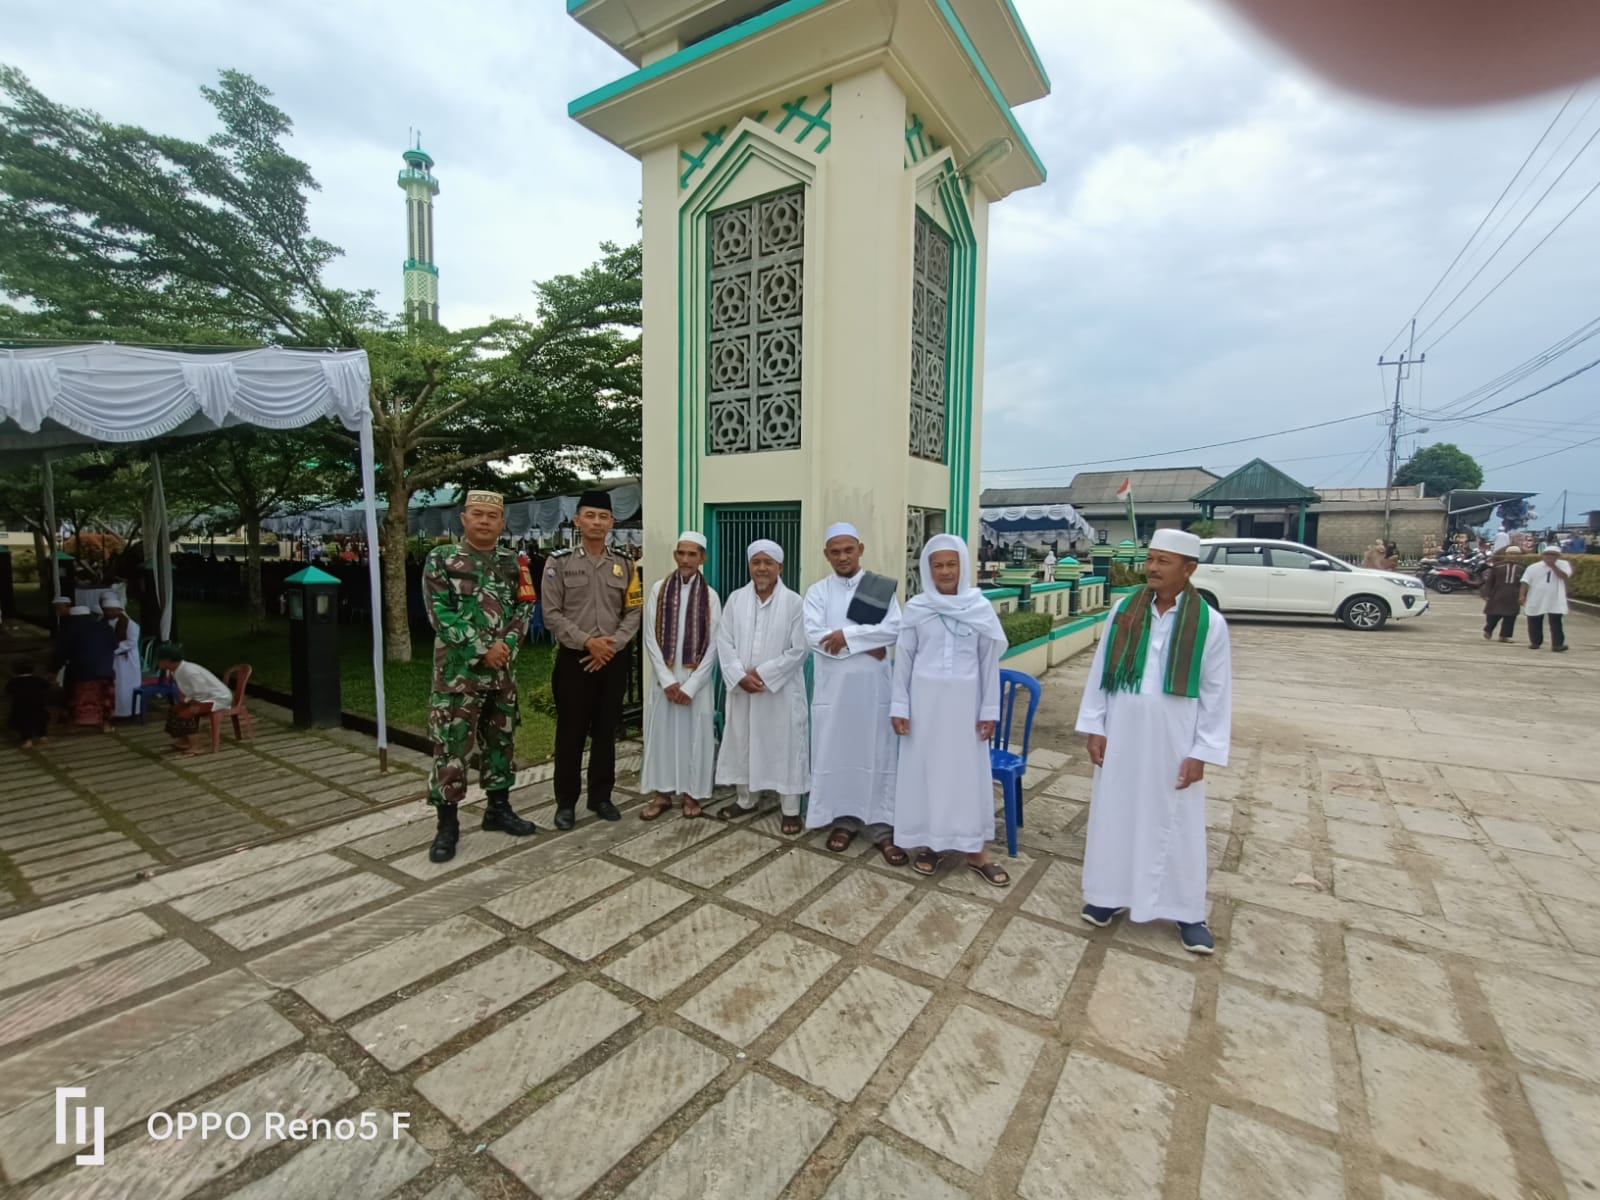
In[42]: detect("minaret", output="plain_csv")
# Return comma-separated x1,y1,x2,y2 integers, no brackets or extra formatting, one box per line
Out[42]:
398,135,439,324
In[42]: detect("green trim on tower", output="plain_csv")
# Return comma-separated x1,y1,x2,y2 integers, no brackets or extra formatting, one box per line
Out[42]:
680,126,729,188
928,0,1047,182
904,114,942,167
680,88,832,189
932,163,978,536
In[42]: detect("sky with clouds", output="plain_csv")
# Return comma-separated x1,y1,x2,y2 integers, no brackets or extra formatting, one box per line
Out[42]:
6,0,1598,526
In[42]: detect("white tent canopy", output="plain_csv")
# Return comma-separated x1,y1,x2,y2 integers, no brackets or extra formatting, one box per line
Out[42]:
980,502,1097,548
0,343,389,762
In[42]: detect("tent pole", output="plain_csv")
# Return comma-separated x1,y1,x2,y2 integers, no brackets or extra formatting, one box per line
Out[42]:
358,419,390,772
41,453,59,601
150,452,174,641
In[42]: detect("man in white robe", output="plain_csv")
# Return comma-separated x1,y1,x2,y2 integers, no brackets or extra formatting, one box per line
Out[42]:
715,540,811,831
99,591,142,720
804,521,905,863
1520,544,1571,653
1075,528,1232,954
1042,549,1057,582
639,532,722,818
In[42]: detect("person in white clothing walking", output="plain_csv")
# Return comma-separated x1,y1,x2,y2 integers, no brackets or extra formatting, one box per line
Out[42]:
804,521,908,866
1042,549,1057,582
639,532,722,819
1075,528,1233,954
1521,544,1572,653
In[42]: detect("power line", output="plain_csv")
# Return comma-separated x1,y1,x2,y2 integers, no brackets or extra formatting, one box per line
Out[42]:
1422,314,1600,416
979,408,1388,478
1489,431,1600,471
1424,353,1600,425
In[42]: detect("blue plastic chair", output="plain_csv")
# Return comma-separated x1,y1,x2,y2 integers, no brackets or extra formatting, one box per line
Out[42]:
990,668,1042,857
131,638,179,724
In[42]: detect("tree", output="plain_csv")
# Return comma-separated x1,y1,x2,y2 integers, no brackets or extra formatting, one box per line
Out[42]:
1394,443,1483,496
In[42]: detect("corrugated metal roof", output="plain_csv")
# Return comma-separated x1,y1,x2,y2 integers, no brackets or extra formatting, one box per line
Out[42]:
979,486,1074,506
1064,467,1220,504
1192,458,1319,504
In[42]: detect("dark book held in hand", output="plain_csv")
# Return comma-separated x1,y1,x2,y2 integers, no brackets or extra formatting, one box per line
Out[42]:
846,572,898,625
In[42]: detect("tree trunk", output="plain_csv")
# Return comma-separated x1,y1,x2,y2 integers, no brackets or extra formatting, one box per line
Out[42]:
244,514,265,633
381,474,414,663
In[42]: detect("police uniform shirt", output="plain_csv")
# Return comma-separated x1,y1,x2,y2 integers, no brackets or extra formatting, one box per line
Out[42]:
541,546,643,651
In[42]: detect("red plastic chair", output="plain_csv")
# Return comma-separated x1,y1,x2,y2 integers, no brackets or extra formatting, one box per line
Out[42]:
209,664,256,753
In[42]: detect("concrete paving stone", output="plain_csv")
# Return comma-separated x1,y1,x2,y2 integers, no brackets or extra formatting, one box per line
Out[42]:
169,829,280,859
1331,859,1426,915
485,857,634,930
420,1178,480,1200
609,811,726,865
876,892,992,978
0,889,153,960
1222,907,1323,999
1566,826,1600,862
0,1001,301,1179
1086,951,1195,1068
724,847,842,914
1543,895,1600,956
1522,1074,1600,1198
1245,806,1313,847
1325,818,1399,865
0,818,112,852
1205,798,1233,830
769,964,931,1100
1478,969,1600,1083
822,1136,971,1200
1503,848,1600,906
679,931,838,1046
1028,747,1071,770
1234,837,1315,886
416,980,638,1130
1475,814,1573,858
1322,793,1387,826
295,913,503,1020
540,877,694,961
603,903,759,999
1380,1180,1449,1200
491,1025,727,1200
170,853,355,921
253,789,356,818
0,937,209,1049
1252,786,1312,815
222,1116,432,1200
968,915,1086,1017
1345,937,1467,1044
936,848,1044,901
14,840,144,879
277,798,372,827
347,819,435,860
797,868,914,944
210,872,403,950
1408,832,1510,883
1355,1025,1520,1197
1020,1051,1176,1200
1042,774,1092,801
26,1051,357,1200
1432,878,1547,942
1200,1106,1345,1200
138,805,257,835
388,825,537,878
246,867,531,986
620,1070,834,1200
0,912,165,993
1394,803,1477,840
1019,859,1086,925
662,828,779,888
884,1003,1044,1173
1215,984,1339,1131
350,945,565,1070
7,829,128,865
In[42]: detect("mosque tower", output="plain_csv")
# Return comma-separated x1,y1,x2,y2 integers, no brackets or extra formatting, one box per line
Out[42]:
398,134,440,324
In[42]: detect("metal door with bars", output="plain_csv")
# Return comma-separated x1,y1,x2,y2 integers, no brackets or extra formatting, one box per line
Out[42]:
706,503,803,596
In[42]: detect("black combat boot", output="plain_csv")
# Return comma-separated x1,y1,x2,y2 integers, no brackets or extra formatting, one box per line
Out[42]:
482,790,537,836
429,804,460,863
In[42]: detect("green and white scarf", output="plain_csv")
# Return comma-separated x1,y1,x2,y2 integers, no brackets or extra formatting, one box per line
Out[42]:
1100,585,1210,698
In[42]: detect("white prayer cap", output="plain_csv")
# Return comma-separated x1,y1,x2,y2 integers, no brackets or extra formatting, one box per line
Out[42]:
1149,529,1202,559
67,605,91,616
675,531,707,550
747,538,785,564
823,521,860,544
1540,543,1561,554
99,590,124,609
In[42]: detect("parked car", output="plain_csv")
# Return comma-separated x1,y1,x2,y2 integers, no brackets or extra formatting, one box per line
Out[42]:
1195,538,1429,630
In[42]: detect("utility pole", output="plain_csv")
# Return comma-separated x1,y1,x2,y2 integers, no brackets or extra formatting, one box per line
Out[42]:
1377,319,1424,544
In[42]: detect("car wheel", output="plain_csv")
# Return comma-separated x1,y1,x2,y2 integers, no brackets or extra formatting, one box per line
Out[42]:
1340,597,1388,631
1432,577,1457,594
1198,590,1220,611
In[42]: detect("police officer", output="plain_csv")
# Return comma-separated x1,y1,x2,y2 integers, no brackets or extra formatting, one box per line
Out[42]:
541,489,643,829
423,490,539,862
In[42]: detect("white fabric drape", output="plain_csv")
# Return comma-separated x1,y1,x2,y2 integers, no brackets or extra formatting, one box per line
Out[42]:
358,420,389,756
41,454,59,599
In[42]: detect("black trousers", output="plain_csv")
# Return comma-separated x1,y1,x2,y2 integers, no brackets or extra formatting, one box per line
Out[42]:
1528,614,1566,649
1484,613,1517,639
552,645,629,810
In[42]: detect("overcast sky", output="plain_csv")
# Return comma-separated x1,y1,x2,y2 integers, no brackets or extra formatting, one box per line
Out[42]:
6,0,1598,526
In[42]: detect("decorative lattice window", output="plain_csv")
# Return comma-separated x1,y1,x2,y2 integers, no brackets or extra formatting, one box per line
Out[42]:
909,210,951,462
707,188,805,454
905,506,947,597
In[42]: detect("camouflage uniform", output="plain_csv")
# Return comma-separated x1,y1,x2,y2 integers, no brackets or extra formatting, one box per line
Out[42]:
424,542,535,807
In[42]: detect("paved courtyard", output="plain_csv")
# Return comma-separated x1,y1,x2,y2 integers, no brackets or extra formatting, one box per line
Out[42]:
0,593,1596,1200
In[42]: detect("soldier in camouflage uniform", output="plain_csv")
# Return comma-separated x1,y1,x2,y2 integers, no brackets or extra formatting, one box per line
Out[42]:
424,490,539,863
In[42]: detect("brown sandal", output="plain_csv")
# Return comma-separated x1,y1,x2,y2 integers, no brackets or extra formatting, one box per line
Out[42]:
825,827,857,853
912,849,941,876
876,840,910,867
640,796,672,821
781,814,804,836
716,800,756,821
681,798,704,819
968,861,1012,888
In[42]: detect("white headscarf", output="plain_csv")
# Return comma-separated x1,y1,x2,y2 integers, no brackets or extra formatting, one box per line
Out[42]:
903,534,1005,644
747,538,785,564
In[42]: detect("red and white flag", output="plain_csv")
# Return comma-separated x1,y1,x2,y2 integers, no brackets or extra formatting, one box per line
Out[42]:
1117,477,1137,534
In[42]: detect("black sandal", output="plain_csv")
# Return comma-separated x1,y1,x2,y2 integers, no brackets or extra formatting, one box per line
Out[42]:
876,840,910,867
968,861,1012,888
781,814,804,836
716,800,756,821
912,849,941,876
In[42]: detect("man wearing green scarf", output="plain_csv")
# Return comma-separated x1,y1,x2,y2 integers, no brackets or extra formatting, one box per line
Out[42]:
1075,528,1233,954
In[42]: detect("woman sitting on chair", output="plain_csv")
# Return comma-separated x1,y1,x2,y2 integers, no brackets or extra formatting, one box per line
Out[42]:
155,642,234,757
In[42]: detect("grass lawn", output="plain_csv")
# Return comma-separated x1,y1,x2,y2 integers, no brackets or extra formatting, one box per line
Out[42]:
8,583,559,764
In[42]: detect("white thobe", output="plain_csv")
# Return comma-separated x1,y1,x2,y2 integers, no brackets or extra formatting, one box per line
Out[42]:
1043,554,1057,582
1523,561,1572,616
803,573,902,830
1076,595,1232,923
640,577,722,799
108,617,141,719
890,616,1002,853
715,583,811,795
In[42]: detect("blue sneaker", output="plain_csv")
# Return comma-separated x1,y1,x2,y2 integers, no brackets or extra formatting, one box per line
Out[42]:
1179,922,1215,954
1080,904,1125,928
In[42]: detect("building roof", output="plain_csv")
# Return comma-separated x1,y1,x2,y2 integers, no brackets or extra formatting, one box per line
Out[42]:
1192,458,1319,505
1315,485,1427,503
979,486,1072,507
1065,467,1220,505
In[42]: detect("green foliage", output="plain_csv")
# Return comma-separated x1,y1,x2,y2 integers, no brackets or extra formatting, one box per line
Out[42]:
1109,563,1143,587
1394,443,1484,495
1558,555,1600,602
1187,518,1220,538
1000,610,1052,648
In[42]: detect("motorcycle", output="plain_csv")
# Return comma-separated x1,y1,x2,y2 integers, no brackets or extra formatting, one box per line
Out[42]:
1418,550,1489,593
